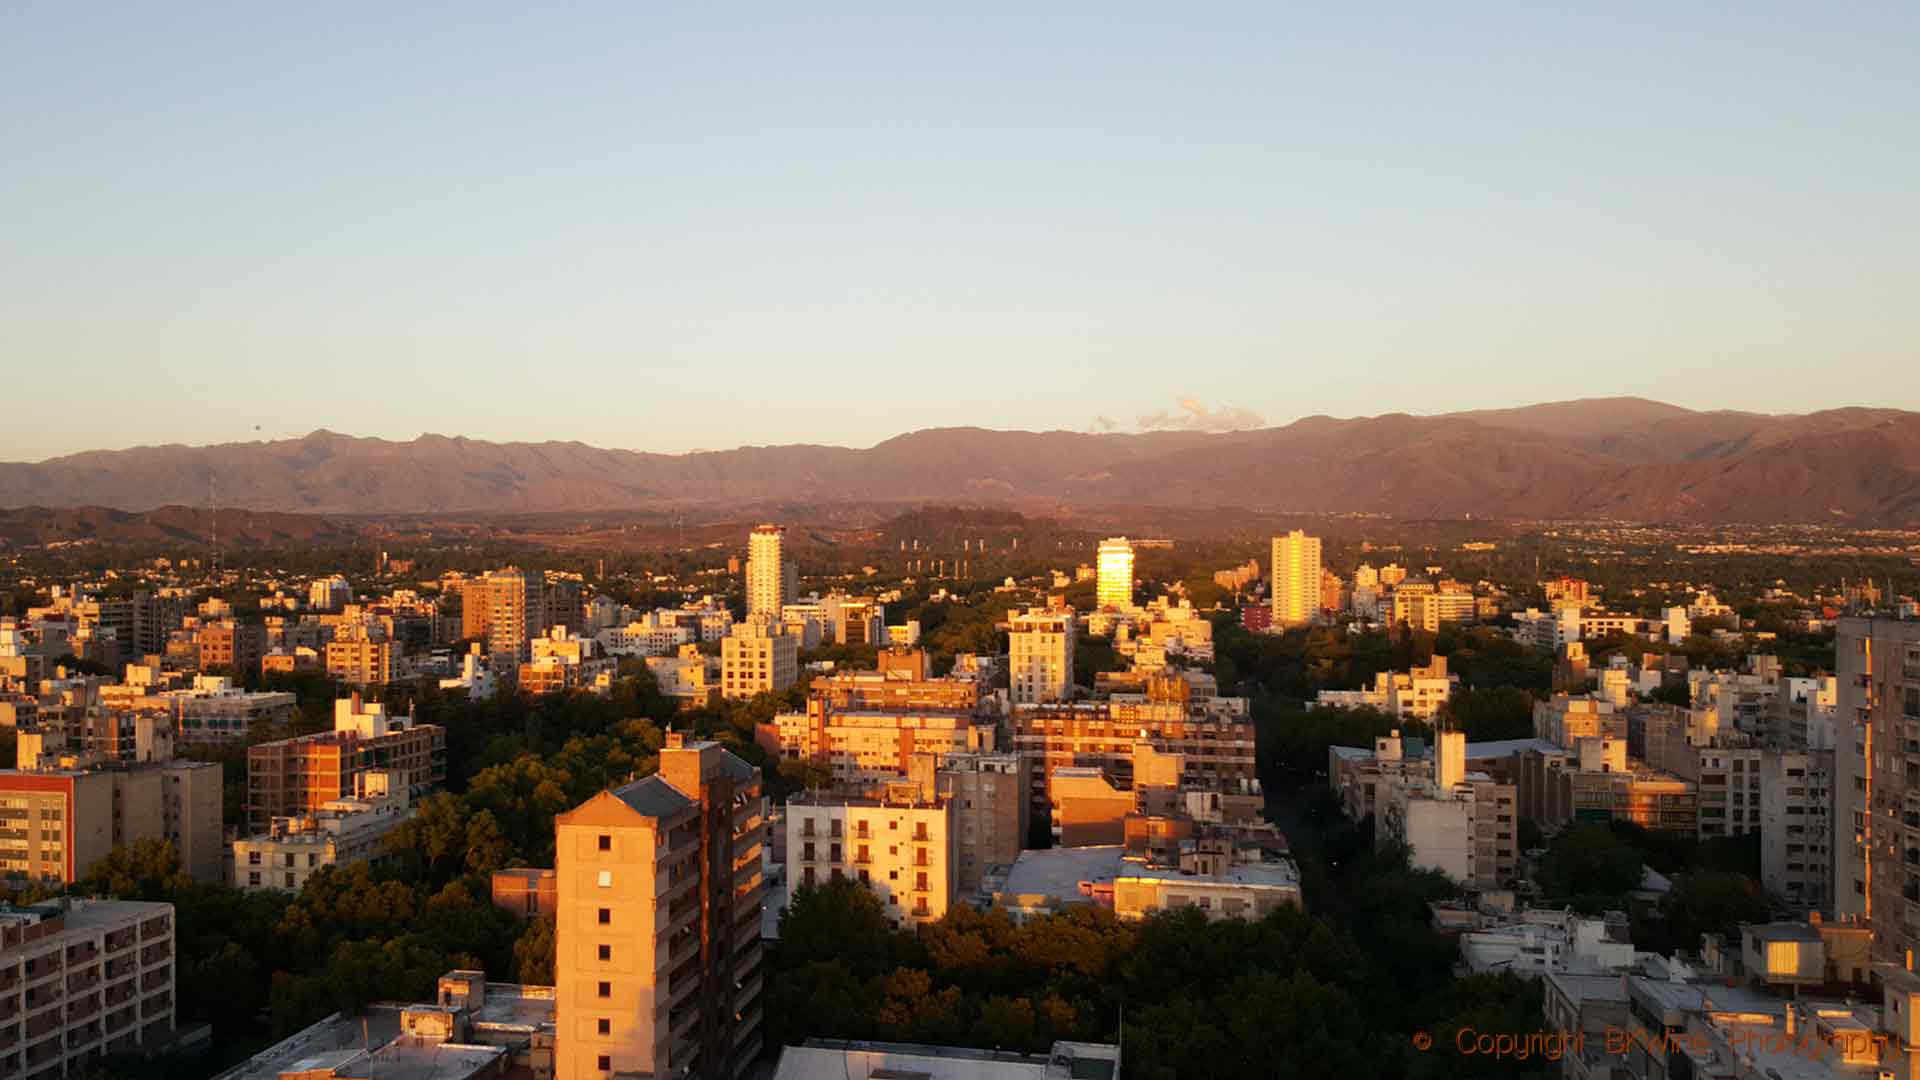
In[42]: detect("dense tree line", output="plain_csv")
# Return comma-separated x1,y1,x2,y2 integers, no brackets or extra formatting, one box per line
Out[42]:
770,788,1556,1079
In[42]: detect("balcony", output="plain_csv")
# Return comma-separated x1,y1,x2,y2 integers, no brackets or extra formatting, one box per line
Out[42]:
140,942,172,966
139,916,171,941
142,991,172,1018
141,969,169,993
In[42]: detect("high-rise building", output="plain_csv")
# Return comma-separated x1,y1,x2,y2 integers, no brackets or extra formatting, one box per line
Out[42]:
1007,607,1075,706
1835,617,1920,962
1269,531,1322,629
745,525,794,620
464,569,547,665
1095,538,1135,612
553,734,765,1080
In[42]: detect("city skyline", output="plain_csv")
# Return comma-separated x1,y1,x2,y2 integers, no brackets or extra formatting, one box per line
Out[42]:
6,4,1918,460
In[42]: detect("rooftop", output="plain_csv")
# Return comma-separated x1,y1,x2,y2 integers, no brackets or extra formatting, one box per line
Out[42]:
776,1039,1120,1080
611,774,694,818
998,846,1128,903
1114,856,1300,890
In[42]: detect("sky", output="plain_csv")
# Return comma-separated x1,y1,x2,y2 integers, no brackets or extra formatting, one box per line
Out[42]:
3,3,1916,461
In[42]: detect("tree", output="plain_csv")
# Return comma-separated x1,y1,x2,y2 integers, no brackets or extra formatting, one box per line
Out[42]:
1535,823,1644,905
1648,871,1770,956
513,914,556,984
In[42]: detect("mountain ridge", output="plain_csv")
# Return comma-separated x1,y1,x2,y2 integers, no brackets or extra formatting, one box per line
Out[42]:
4,398,1918,524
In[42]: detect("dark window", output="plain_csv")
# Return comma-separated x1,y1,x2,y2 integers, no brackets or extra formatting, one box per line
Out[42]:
598,1018,610,1034
598,981,611,997
598,944,610,961
598,834,611,851
598,908,610,924
597,1055,611,1071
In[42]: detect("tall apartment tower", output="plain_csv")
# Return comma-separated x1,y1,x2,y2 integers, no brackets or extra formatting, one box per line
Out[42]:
1008,606,1076,705
1835,617,1920,961
745,525,795,619
1270,531,1323,629
554,734,766,1080
465,568,547,663
1095,538,1135,612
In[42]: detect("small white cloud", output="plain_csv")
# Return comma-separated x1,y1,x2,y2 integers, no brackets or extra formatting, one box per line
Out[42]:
1135,397,1265,433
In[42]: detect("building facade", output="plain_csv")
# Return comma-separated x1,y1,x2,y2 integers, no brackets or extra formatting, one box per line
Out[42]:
1269,530,1322,629
553,735,765,1080
0,899,177,1079
1007,607,1075,706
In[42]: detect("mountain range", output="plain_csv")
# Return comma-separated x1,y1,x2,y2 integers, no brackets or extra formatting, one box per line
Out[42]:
3,398,1918,525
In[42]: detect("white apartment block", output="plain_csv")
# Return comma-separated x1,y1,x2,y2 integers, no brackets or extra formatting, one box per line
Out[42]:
1007,607,1075,706
232,771,413,893
720,619,798,700
786,788,956,926
746,525,795,619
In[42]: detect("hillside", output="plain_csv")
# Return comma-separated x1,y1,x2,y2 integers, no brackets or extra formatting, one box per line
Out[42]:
2,399,1917,524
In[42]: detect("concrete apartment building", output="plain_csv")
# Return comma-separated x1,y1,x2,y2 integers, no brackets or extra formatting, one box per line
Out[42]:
745,524,796,620
1760,749,1833,912
323,633,396,689
1513,736,1699,833
232,770,412,892
1095,537,1134,612
1269,530,1322,629
464,568,547,665
1835,617,1920,963
188,618,266,678
162,676,296,741
1012,675,1256,820
906,751,1026,891
553,734,766,1080
1376,731,1519,890
0,737,224,886
1534,693,1628,749
245,695,445,832
719,618,797,701
0,898,177,1080
1389,579,1477,634
1007,606,1075,706
1313,654,1458,722
761,654,997,786
786,783,957,926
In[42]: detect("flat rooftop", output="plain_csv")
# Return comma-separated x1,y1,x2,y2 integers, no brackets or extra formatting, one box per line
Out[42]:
776,1039,1119,1080
1115,856,1300,890
214,1007,405,1080
998,846,1128,902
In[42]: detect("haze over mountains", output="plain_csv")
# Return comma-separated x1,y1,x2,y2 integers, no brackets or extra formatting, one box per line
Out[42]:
3,398,1918,525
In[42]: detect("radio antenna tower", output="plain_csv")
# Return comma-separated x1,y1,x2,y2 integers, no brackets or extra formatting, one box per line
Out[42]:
207,472,221,582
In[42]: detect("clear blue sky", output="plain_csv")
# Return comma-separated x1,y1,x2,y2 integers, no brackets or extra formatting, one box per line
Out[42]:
3,3,1915,460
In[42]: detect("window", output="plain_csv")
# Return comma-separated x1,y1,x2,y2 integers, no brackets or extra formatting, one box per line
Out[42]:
597,1018,611,1035
248,871,260,886
597,1055,611,1071
247,851,261,866
597,870,613,888
598,834,611,851
285,872,295,888
598,908,611,925
598,944,611,961
598,981,611,998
